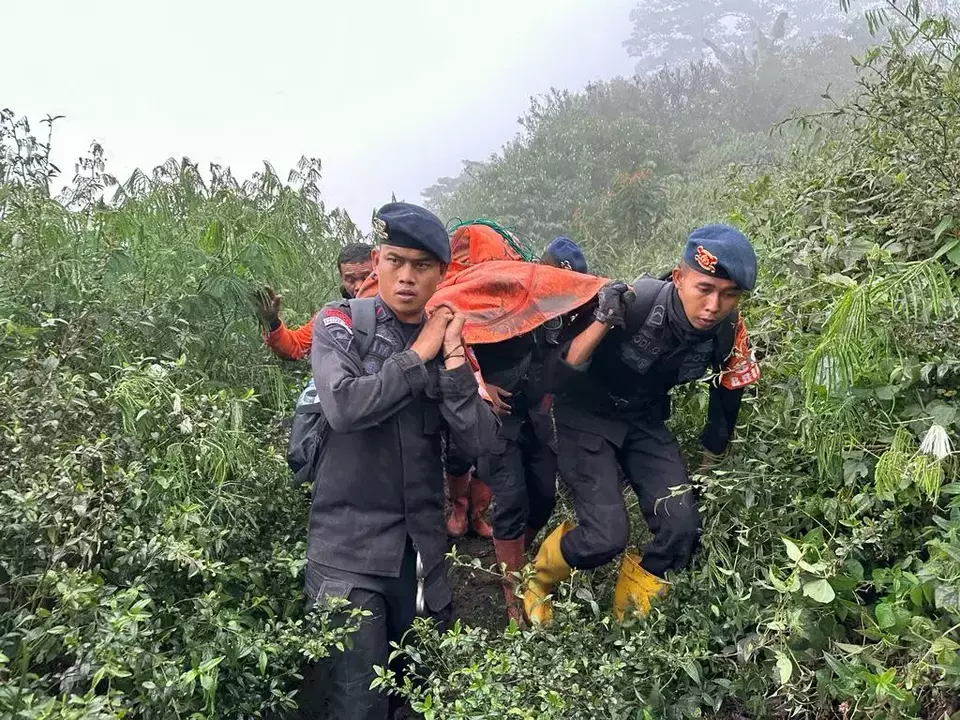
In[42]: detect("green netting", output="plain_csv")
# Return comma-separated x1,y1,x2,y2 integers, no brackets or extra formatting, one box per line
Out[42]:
446,217,535,261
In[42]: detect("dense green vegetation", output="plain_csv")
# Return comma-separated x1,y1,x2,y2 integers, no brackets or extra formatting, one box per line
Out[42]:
2,1,959,718
0,127,365,717
401,5,960,719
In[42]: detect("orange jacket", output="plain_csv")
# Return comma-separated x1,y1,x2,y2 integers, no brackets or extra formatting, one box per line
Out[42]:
263,318,315,361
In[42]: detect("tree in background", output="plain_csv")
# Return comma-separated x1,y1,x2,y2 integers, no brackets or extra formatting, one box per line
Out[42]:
623,0,856,72
421,27,866,273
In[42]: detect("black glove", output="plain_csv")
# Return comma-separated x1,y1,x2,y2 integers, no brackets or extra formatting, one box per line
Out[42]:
593,281,631,328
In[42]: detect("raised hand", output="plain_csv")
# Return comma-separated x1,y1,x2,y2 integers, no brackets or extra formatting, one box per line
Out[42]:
593,281,631,328
411,305,454,363
256,286,283,329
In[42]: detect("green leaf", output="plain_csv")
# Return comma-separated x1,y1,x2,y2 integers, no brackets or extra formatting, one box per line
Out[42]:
934,583,960,613
198,656,224,673
947,243,960,267
680,659,701,685
874,386,897,401
803,579,835,604
775,651,793,685
875,602,896,629
835,642,864,654
933,215,954,241
932,237,959,260
782,537,802,563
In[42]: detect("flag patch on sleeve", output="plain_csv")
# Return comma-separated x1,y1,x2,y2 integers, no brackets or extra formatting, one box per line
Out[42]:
720,317,760,390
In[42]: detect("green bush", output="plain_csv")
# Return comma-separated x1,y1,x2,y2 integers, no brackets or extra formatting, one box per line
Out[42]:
0,120,365,718
387,10,960,720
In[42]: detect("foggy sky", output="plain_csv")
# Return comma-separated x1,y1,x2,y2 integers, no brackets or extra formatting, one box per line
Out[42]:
5,1,637,230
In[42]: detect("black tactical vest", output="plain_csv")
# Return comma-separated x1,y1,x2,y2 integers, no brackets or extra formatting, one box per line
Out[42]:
618,282,719,384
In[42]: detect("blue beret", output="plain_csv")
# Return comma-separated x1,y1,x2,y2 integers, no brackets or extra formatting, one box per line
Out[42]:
546,236,588,274
373,202,450,264
683,224,757,291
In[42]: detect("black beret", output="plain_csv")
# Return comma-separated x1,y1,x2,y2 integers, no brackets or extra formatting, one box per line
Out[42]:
683,224,757,291
373,202,450,264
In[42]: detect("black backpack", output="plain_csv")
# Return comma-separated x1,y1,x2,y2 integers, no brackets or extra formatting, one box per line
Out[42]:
287,297,378,488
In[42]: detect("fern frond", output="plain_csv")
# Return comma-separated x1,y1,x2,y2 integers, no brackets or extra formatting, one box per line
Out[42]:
803,260,954,402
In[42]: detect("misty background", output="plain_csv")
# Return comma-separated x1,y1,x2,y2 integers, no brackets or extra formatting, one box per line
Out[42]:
4,0,903,231
5,0,643,229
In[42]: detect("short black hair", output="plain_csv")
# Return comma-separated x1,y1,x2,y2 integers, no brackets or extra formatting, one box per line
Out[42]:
338,242,373,267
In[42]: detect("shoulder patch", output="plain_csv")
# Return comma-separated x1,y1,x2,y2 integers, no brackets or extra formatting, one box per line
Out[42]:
321,307,353,333
720,317,760,390
320,305,354,351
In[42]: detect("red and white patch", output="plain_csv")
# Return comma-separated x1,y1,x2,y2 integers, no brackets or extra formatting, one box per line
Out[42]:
321,307,353,334
695,245,719,274
720,317,760,390
465,346,494,404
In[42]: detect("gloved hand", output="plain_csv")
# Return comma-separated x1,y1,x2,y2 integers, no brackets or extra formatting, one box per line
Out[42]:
593,281,631,328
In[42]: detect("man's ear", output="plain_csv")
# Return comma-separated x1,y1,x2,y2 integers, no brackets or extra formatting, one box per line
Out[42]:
439,262,449,279
671,265,683,285
371,248,380,268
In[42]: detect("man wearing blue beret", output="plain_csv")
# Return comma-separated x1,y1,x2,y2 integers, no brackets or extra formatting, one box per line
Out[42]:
301,202,497,718
473,235,592,623
542,236,589,274
523,224,760,624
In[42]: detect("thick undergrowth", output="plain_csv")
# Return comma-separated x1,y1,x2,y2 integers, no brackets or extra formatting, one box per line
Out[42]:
389,10,960,720
2,4,959,720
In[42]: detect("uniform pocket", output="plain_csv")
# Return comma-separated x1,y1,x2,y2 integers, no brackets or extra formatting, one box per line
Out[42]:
575,430,607,477
305,562,354,610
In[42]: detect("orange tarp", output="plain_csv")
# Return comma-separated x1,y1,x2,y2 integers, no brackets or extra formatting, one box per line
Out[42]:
357,224,606,345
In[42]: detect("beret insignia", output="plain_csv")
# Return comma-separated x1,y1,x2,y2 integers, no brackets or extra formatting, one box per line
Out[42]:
694,245,718,274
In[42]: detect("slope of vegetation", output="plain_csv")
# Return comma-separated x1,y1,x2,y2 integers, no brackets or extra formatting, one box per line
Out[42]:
0,131,364,717
393,8,960,720
2,2,959,719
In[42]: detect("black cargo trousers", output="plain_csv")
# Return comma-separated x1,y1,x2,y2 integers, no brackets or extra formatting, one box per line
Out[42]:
477,395,558,541
555,406,701,578
296,539,452,720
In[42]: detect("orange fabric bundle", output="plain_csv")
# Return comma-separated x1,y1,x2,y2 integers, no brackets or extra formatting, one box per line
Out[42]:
357,224,607,346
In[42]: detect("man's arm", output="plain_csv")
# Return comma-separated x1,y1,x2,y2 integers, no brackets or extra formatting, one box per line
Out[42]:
264,317,315,360
701,316,760,456
311,307,427,433
437,317,497,459
563,280,632,367
565,320,611,367
437,361,498,461
700,384,744,455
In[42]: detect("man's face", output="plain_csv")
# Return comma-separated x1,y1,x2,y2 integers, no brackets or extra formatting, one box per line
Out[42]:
373,245,446,319
672,263,743,330
338,260,373,298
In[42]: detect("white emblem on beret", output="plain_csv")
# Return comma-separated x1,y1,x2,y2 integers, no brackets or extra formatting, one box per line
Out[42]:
372,216,388,241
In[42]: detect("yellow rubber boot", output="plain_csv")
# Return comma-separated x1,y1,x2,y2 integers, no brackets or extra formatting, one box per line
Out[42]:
522,520,575,625
613,552,668,621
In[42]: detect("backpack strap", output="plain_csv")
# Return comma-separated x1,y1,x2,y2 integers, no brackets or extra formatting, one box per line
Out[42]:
347,297,378,359
624,274,669,339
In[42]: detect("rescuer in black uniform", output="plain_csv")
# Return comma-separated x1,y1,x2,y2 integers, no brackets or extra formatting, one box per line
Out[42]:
478,236,590,622
522,225,761,623
302,202,497,719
